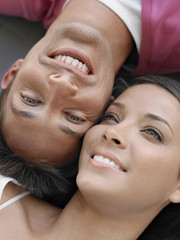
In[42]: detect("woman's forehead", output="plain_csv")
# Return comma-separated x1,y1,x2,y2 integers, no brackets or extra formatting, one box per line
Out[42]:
114,84,180,126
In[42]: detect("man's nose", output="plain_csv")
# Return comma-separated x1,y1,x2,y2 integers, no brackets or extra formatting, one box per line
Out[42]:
49,73,78,96
102,125,128,149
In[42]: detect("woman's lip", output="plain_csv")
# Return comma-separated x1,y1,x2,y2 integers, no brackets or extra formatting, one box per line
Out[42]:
91,150,127,172
49,48,93,74
90,158,121,172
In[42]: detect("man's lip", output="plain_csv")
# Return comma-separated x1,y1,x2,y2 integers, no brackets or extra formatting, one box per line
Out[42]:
49,48,93,74
91,150,127,172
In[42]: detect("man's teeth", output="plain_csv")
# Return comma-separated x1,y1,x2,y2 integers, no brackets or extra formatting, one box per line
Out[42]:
54,55,89,74
93,155,121,170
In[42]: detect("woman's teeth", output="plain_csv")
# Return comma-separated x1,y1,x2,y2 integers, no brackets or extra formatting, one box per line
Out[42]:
93,155,121,170
54,55,89,74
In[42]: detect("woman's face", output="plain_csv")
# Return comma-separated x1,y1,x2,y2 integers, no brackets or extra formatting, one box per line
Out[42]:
77,84,180,212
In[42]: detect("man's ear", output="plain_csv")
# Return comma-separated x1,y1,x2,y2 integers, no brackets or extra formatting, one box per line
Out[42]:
1,59,24,90
169,181,180,203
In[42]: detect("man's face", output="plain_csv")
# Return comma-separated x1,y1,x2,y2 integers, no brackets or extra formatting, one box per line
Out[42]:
2,22,115,165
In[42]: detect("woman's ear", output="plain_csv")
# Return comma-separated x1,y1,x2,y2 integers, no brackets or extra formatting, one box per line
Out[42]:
1,59,24,90
169,181,180,203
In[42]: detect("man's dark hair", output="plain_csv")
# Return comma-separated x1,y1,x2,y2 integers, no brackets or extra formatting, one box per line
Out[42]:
0,129,78,207
0,80,78,207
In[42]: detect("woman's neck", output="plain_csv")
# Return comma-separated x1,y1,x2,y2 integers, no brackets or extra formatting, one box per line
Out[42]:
0,184,162,239
53,191,159,240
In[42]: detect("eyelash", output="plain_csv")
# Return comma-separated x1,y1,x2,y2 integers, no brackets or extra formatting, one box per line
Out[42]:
65,112,86,124
21,95,40,105
141,127,163,142
21,94,86,124
101,113,163,142
100,113,119,124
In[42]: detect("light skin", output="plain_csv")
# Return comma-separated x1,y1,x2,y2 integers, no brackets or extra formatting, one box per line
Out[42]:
76,84,180,239
1,0,133,165
1,83,180,240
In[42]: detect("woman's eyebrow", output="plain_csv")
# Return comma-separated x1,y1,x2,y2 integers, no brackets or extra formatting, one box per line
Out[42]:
145,113,174,135
111,102,125,109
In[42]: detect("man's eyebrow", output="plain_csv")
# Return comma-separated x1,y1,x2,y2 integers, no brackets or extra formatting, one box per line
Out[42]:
111,102,125,109
58,124,85,137
11,102,37,118
145,113,174,135
11,103,85,137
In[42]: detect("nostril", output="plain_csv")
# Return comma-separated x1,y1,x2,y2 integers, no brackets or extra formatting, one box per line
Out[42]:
112,138,120,145
71,81,76,87
54,75,59,79
49,74,61,81
103,134,107,141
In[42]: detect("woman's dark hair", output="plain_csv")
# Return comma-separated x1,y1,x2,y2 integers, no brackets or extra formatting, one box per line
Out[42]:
138,203,180,239
113,74,180,102
113,74,180,239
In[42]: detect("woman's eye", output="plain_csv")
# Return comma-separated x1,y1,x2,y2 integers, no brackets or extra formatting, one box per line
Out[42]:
100,113,118,123
141,127,163,142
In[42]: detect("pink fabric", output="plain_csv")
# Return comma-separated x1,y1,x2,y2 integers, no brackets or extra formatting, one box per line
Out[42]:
134,0,180,74
0,0,180,74
0,0,66,28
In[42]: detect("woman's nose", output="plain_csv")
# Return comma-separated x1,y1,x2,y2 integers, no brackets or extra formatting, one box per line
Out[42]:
49,73,78,96
102,126,128,149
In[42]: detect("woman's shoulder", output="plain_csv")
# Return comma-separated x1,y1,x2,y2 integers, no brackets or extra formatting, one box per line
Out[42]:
0,180,61,238
0,175,21,205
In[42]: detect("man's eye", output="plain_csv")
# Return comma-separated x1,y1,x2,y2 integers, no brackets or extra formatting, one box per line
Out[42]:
21,94,41,105
70,115,81,122
23,97,36,104
66,113,86,123
141,127,163,142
